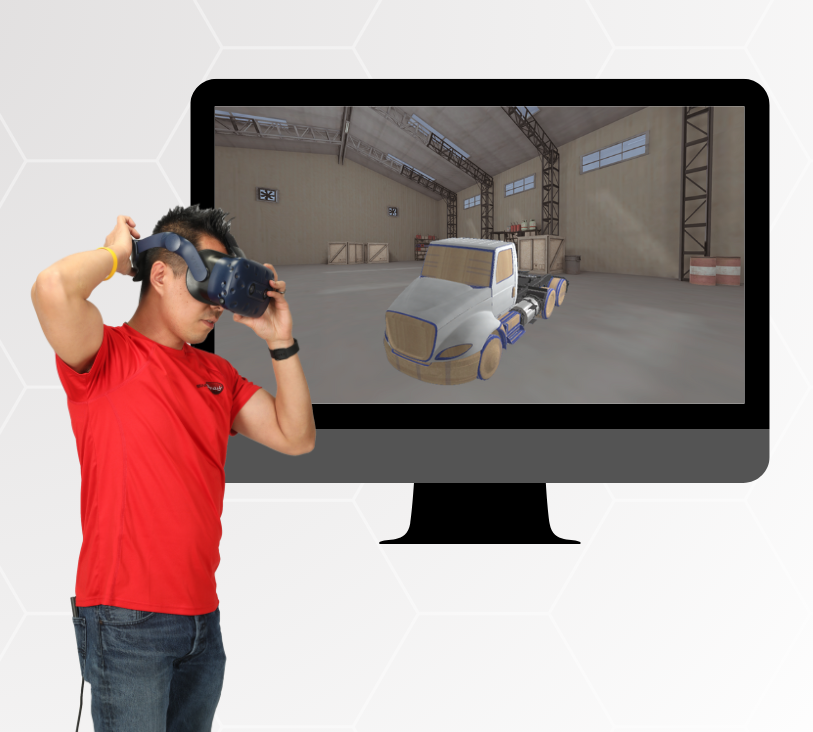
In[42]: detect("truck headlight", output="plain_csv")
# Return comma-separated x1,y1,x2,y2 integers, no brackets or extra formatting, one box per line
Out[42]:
436,344,472,360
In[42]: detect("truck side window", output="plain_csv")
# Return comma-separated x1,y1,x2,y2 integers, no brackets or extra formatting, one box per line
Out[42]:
495,249,513,283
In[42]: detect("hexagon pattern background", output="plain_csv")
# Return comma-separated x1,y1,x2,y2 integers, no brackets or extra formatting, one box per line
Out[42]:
0,0,808,729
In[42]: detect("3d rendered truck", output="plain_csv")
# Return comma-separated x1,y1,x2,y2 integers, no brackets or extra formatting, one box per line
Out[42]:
384,238,569,385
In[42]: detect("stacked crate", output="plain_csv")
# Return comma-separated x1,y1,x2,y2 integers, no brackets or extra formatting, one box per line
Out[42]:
515,235,566,274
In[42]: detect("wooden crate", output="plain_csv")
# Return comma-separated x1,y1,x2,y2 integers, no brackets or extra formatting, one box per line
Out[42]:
516,238,533,271
366,242,389,263
328,242,348,264
516,235,565,273
347,242,364,264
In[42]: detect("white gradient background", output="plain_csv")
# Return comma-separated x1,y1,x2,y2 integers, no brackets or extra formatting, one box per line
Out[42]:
0,1,808,730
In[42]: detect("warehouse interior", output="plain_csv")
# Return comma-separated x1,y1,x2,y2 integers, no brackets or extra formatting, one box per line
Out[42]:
211,106,745,404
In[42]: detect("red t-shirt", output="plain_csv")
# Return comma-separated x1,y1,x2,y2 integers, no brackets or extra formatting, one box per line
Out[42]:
56,322,262,616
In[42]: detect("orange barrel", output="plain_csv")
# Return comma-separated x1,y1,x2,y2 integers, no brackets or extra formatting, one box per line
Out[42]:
689,257,716,286
716,256,741,286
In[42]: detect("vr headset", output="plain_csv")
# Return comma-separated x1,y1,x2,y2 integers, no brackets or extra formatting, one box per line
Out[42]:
130,231,272,318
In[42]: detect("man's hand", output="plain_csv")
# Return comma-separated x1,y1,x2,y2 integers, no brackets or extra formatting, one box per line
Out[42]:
232,263,293,347
103,215,140,277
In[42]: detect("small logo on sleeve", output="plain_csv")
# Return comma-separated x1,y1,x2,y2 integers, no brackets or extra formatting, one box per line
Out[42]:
196,382,225,395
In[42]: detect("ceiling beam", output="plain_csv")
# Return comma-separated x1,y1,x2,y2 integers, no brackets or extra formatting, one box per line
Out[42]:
216,114,341,144
337,107,348,164
370,105,493,237
340,107,352,165
214,110,451,200
501,106,558,163
369,106,431,146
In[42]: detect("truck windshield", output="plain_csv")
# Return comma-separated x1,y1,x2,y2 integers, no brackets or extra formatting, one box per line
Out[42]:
421,246,493,287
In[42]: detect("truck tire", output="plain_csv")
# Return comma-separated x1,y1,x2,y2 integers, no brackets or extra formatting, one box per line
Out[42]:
477,334,501,380
540,288,557,319
551,277,567,306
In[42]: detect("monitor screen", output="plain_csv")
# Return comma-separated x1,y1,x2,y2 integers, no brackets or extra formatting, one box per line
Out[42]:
188,85,768,483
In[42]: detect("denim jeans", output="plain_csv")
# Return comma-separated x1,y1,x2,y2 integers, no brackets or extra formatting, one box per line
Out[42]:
72,603,226,731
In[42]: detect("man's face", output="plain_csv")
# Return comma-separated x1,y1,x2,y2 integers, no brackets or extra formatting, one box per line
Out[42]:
157,234,229,343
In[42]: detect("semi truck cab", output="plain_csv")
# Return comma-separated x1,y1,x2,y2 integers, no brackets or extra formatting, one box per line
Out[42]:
383,238,569,385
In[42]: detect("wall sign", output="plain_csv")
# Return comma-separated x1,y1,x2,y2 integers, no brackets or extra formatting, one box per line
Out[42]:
258,187,278,202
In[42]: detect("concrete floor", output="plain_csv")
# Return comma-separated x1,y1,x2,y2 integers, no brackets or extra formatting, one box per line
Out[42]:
214,262,745,404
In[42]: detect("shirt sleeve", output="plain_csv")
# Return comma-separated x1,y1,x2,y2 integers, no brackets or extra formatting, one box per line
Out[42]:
214,356,263,436
55,324,114,402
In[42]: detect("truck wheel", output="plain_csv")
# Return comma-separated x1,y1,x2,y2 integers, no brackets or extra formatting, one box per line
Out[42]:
477,334,501,380
555,278,567,306
548,277,567,306
540,288,556,319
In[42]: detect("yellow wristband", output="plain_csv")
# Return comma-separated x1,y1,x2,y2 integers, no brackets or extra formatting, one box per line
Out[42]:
97,247,118,280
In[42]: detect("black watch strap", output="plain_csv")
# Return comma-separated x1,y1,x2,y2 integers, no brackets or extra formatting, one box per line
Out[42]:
268,338,299,360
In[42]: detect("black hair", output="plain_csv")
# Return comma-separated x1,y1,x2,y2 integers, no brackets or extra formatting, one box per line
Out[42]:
139,204,237,301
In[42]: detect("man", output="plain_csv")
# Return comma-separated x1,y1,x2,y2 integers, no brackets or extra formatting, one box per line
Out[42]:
32,205,315,730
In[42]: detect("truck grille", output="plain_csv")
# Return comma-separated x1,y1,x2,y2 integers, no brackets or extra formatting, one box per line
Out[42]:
385,312,436,361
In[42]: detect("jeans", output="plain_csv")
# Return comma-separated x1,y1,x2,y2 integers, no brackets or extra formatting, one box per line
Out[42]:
71,603,226,731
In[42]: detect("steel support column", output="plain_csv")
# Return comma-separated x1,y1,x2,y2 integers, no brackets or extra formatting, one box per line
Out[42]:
542,147,559,236
678,106,714,280
502,106,560,235
479,182,492,239
446,192,457,238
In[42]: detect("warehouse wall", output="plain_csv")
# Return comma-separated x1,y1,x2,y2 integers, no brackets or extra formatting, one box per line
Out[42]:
559,106,745,281
456,156,545,239
214,147,443,265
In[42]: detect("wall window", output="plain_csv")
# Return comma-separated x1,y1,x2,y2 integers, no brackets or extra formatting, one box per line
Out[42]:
581,132,649,174
505,174,535,197
464,194,481,209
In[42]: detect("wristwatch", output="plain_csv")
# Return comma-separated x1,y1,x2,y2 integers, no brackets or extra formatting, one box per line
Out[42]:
268,338,299,361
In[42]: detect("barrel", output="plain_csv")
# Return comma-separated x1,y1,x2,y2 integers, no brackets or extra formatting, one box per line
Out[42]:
564,255,580,275
716,256,741,286
689,257,716,286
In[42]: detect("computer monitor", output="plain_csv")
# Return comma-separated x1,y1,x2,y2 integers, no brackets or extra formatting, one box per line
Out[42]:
188,83,768,484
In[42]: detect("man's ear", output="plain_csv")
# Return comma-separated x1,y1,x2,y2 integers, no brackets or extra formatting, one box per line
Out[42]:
151,261,171,294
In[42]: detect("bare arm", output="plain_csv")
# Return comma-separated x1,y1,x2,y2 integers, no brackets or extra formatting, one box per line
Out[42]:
266,338,316,452
32,216,139,373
